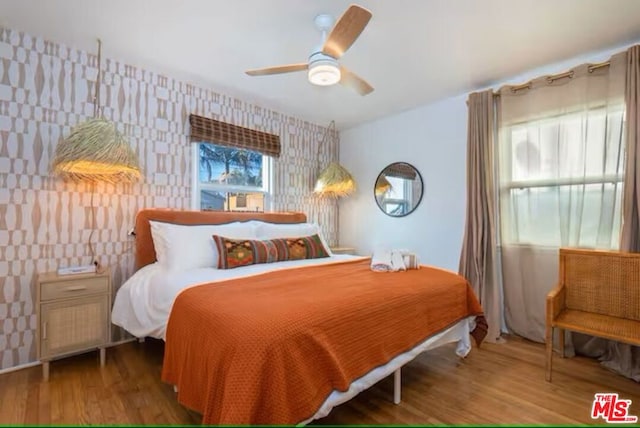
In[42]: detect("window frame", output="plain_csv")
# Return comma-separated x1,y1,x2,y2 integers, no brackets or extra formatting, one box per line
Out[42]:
190,142,274,211
500,108,625,192
498,106,625,247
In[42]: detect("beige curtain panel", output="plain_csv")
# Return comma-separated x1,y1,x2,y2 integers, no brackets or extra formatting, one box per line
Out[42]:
572,45,640,382
189,114,281,158
614,44,640,381
622,45,640,253
458,90,503,344
498,53,626,126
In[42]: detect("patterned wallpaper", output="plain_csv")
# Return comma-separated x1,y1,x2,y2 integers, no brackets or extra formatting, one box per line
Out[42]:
0,27,339,370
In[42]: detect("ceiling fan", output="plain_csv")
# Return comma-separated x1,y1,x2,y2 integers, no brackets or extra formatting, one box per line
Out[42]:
245,4,374,96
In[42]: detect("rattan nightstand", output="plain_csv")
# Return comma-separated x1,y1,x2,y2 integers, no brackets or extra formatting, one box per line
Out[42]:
36,268,111,381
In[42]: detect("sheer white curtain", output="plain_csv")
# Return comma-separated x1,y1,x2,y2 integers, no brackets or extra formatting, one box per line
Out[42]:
496,52,627,342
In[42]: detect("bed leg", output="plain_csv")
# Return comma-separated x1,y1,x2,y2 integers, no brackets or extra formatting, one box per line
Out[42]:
393,368,401,404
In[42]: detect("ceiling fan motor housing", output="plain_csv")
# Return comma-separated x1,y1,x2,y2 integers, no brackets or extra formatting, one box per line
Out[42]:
308,52,341,86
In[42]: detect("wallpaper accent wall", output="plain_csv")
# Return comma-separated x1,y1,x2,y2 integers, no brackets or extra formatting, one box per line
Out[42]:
0,27,338,370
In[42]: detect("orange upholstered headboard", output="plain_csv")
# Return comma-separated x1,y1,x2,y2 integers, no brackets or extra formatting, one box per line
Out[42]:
134,209,307,270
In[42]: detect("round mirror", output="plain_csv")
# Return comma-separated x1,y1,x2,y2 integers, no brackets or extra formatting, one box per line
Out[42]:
374,162,424,217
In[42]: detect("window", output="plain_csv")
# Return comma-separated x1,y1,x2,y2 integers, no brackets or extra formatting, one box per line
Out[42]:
381,176,412,216
498,106,625,248
192,142,272,212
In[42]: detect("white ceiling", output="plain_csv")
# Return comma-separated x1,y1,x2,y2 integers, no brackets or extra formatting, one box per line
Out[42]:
2,0,640,130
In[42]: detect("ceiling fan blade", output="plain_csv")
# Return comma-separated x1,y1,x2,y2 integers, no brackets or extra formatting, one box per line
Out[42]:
339,66,374,96
246,63,308,76
322,5,372,59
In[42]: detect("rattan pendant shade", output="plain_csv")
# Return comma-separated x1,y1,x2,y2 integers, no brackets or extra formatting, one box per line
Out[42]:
314,161,356,197
374,174,392,196
313,121,356,198
51,118,141,183
51,39,141,184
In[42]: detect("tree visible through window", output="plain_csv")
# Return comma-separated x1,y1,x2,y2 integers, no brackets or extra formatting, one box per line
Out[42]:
193,143,271,211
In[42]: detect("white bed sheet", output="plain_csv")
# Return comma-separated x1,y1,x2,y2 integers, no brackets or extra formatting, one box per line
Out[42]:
302,316,473,425
111,254,363,339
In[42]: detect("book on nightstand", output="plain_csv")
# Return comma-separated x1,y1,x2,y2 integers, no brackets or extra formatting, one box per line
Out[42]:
57,265,97,275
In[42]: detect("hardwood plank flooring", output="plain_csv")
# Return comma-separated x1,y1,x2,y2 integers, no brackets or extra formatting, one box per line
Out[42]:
0,335,637,425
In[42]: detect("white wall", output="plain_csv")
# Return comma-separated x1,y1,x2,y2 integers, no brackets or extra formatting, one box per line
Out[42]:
339,94,467,270
339,39,640,272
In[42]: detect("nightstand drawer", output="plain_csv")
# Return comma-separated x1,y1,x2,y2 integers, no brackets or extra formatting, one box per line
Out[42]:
40,276,109,301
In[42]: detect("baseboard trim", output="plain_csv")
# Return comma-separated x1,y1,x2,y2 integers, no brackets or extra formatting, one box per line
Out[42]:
0,361,41,375
0,338,138,376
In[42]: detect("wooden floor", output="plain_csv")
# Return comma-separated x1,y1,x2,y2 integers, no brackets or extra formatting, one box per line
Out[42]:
0,335,638,425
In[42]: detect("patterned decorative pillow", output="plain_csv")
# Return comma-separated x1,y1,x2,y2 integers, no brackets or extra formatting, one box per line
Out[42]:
212,234,330,269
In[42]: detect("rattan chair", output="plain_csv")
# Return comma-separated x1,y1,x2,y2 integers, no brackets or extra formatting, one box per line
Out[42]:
545,248,640,382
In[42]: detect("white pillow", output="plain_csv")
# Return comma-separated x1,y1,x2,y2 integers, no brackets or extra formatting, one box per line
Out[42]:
149,220,260,272
254,222,333,255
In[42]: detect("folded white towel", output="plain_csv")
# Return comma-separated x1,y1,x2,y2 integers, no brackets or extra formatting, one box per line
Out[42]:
371,249,392,271
371,249,406,272
391,251,407,271
402,252,420,269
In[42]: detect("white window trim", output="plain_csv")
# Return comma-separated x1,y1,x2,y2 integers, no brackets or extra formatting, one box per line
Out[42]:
499,108,625,194
403,178,412,206
190,143,274,211
498,107,625,247
502,174,624,191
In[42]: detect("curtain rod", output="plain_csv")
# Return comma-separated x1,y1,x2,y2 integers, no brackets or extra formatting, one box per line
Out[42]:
498,60,611,95
464,60,612,105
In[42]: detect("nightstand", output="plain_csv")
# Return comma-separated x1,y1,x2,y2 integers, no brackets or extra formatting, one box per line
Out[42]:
36,268,111,381
330,246,357,255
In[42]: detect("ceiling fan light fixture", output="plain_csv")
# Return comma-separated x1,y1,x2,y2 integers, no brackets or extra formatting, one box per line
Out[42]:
246,4,373,95
308,60,341,86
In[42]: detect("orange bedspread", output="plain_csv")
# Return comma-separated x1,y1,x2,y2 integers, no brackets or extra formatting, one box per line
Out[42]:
161,258,485,425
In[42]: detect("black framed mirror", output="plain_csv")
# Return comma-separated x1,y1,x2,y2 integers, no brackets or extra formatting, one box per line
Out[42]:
374,162,424,217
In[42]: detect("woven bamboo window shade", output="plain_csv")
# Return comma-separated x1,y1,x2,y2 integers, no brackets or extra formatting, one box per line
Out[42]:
383,163,417,180
189,114,281,157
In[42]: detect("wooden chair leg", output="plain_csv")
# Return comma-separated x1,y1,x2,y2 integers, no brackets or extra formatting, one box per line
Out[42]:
545,325,553,382
558,328,565,358
42,360,50,382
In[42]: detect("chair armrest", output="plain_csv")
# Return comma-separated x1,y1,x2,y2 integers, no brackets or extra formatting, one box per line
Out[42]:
546,283,566,322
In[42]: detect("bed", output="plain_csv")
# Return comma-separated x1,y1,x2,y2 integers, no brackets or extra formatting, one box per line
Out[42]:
112,208,487,425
